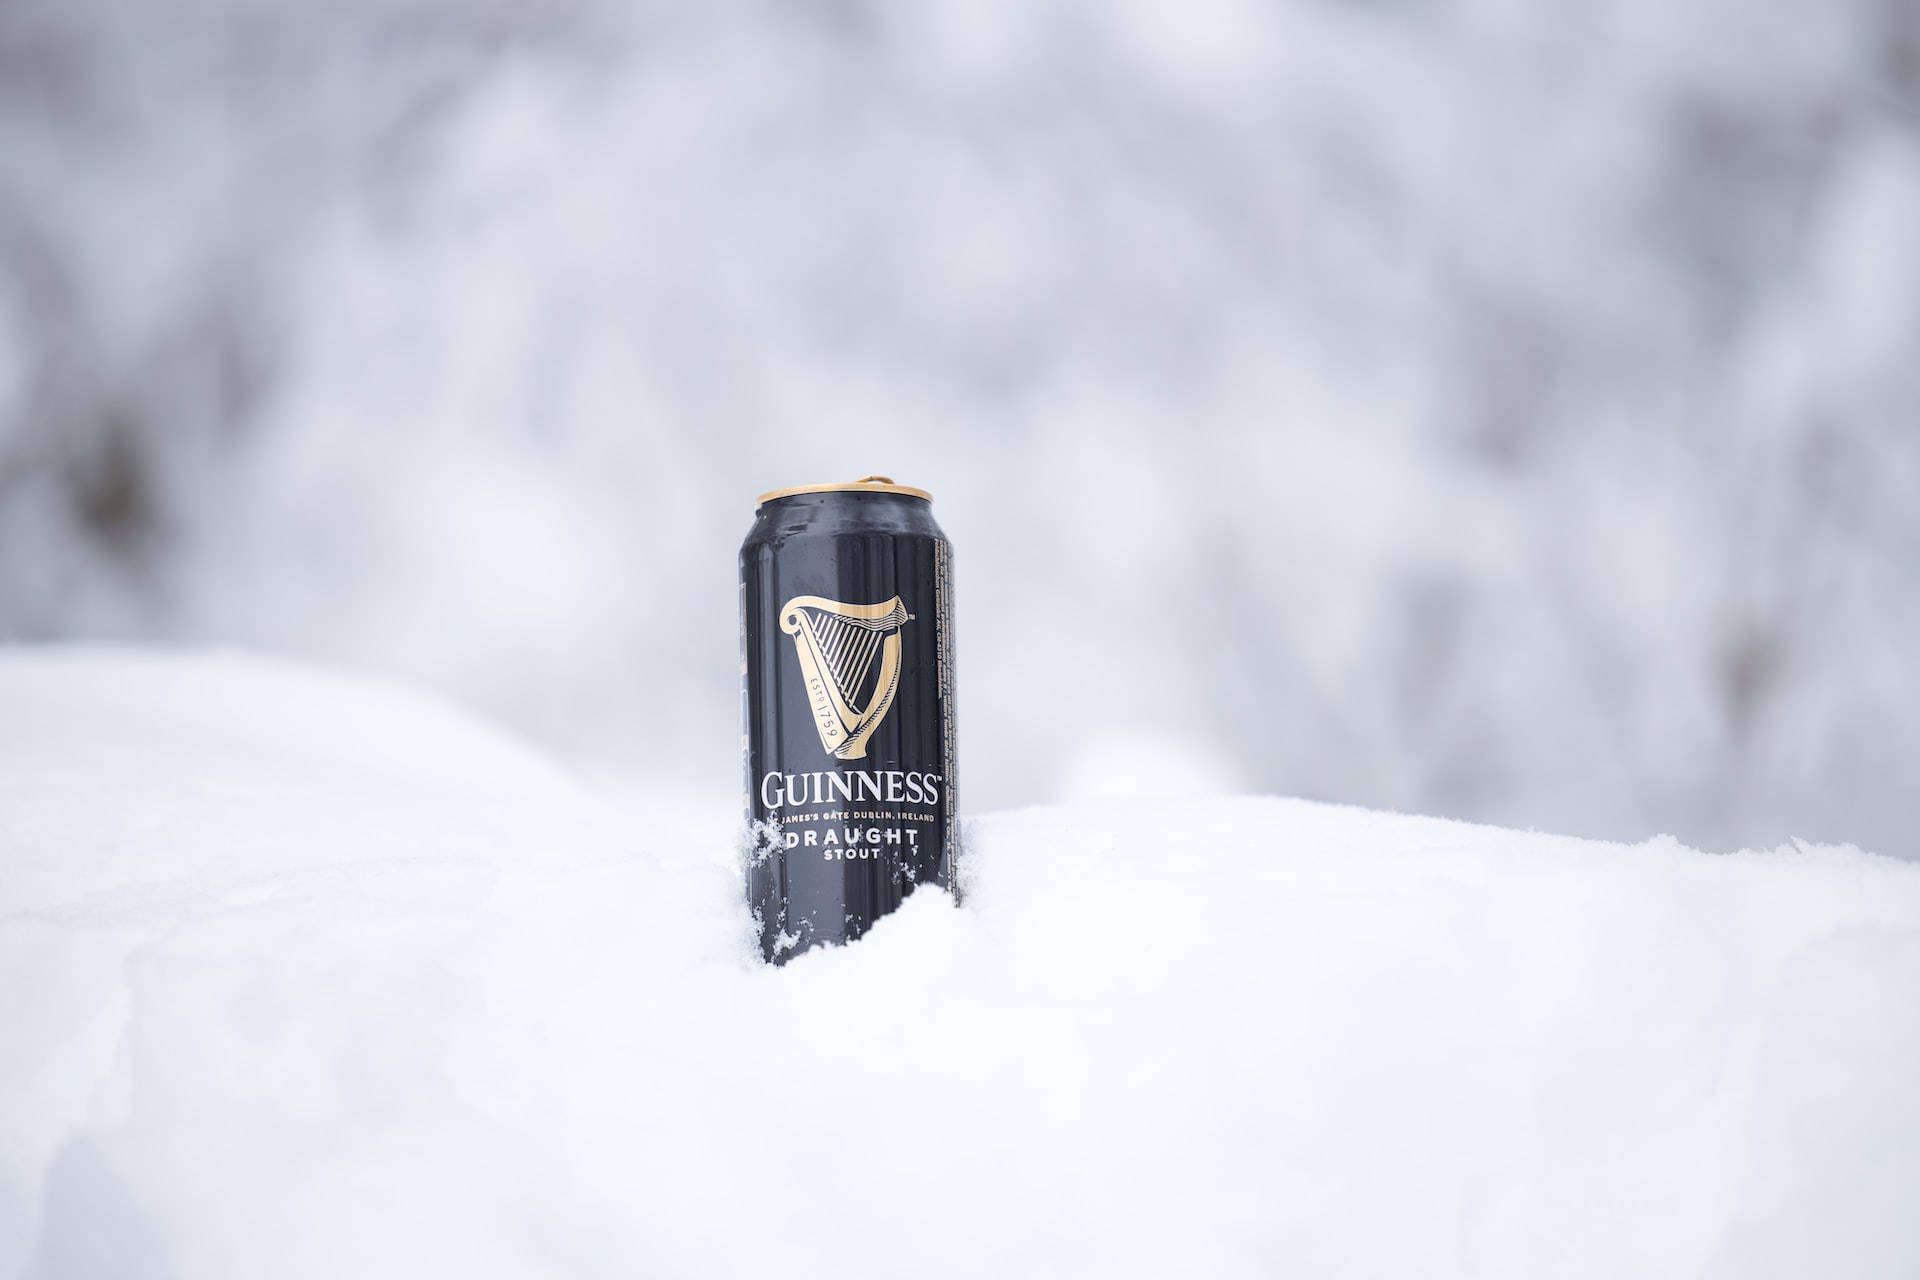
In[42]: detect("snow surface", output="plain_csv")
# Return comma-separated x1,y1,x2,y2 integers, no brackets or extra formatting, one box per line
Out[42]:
3,649,1918,1278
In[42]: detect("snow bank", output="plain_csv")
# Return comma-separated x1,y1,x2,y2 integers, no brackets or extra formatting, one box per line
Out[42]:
2,650,1916,1278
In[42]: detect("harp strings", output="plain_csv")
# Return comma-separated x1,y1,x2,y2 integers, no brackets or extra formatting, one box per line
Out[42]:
799,607,899,713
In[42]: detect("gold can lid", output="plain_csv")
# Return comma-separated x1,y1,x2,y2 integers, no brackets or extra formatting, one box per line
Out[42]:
756,475,932,506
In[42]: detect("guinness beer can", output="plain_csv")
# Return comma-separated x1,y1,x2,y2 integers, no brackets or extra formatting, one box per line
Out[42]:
741,476,956,963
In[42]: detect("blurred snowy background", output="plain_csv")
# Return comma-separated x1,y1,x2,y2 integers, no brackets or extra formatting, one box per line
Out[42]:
1,0,1916,857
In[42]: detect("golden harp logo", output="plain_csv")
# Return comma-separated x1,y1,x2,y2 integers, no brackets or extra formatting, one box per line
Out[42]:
781,595,911,760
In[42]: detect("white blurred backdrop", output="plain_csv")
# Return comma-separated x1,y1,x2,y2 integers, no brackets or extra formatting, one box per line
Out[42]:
1,0,1916,856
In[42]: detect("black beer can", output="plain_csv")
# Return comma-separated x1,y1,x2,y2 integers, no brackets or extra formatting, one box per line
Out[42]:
740,476,956,963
